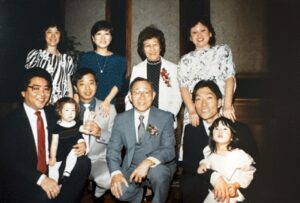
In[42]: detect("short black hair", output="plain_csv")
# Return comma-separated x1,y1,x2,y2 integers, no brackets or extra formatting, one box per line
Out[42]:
90,20,113,50
71,68,97,86
137,25,166,60
129,77,154,92
208,116,239,153
21,68,52,92
187,18,216,46
192,80,222,102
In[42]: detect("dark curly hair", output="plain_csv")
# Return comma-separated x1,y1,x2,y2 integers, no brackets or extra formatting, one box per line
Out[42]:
208,116,239,153
137,25,166,60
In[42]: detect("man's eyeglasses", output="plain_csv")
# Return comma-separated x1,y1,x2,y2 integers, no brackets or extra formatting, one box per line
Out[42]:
27,85,51,94
131,90,152,97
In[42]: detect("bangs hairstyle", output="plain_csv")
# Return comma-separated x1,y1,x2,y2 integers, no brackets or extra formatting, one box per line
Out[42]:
90,20,113,50
208,116,239,153
137,25,166,60
187,18,216,46
55,97,80,119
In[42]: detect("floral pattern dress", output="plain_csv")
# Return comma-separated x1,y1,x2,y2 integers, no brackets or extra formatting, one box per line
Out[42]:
25,49,75,104
178,44,236,125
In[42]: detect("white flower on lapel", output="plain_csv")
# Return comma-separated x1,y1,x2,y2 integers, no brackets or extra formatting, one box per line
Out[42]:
147,124,159,136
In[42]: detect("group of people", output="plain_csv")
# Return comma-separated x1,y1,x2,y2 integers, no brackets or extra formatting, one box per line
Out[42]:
0,18,259,203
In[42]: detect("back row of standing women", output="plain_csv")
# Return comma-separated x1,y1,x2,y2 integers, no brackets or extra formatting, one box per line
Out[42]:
24,19,236,160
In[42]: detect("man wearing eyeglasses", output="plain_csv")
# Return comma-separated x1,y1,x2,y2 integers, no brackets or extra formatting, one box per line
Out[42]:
0,68,91,203
107,77,176,203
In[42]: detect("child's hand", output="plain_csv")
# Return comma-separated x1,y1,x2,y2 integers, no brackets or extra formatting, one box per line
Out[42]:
197,163,207,174
222,105,236,122
228,182,240,197
49,157,56,166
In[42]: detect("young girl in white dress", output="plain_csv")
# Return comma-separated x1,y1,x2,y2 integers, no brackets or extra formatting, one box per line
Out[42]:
198,117,256,203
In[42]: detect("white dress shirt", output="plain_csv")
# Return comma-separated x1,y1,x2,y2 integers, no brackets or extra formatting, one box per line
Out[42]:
23,103,49,185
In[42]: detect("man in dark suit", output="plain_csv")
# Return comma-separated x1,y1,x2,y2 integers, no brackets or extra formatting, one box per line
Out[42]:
107,77,176,203
181,80,259,203
0,68,91,203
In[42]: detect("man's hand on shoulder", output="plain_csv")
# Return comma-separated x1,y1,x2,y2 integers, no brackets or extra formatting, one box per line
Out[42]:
111,173,128,198
40,176,61,199
129,159,153,183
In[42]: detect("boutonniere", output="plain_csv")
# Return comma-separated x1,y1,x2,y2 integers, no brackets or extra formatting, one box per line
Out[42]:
147,124,159,136
160,68,171,87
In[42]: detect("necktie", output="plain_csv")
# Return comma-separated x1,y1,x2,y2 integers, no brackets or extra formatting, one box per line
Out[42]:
83,104,91,123
35,111,47,174
138,115,146,143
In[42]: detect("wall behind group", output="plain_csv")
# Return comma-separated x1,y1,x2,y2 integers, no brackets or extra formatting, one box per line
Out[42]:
131,0,180,66
211,0,267,74
65,0,106,52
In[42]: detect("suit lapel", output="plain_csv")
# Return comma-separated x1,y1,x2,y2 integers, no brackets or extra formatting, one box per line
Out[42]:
158,58,169,107
20,106,39,161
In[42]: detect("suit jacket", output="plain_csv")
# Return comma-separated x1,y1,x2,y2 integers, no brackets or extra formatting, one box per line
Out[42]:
86,98,117,161
0,104,56,199
107,107,176,173
125,58,182,122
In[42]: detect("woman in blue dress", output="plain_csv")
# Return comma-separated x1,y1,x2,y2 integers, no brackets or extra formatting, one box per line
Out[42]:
79,20,127,116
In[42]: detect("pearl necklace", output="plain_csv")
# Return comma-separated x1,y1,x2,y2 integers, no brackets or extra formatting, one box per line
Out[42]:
95,54,107,74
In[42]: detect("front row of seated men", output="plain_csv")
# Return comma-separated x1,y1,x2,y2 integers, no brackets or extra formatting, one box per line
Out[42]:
0,68,258,203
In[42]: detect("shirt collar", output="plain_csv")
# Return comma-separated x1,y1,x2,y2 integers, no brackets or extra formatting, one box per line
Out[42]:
134,108,150,126
23,102,45,116
202,120,211,136
80,98,96,111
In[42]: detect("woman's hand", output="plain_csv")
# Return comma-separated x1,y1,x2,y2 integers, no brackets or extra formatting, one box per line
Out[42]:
222,105,236,122
189,110,199,127
100,101,110,117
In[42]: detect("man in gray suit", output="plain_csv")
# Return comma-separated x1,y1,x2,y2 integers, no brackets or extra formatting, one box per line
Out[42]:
107,77,176,203
72,68,117,201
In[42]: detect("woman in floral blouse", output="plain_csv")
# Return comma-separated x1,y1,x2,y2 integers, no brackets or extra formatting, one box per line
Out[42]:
177,19,236,160
125,25,182,128
178,19,236,125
